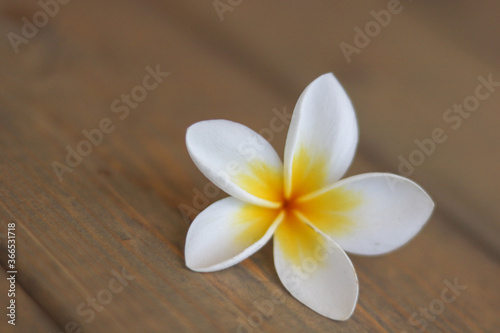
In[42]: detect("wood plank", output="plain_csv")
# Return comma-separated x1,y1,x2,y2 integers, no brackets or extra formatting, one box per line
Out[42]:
0,0,499,332
2,103,500,332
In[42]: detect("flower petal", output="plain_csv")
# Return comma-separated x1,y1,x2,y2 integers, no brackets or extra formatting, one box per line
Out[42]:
297,173,434,255
185,197,283,272
273,212,358,320
284,73,358,199
187,120,283,208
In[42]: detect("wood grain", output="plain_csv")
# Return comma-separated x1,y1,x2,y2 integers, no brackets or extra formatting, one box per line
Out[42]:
0,0,499,332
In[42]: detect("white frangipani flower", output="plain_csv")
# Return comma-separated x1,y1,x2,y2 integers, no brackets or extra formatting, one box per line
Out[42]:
184,73,434,320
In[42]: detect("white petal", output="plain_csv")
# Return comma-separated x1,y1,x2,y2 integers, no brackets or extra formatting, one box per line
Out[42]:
284,73,358,199
185,197,283,272
187,120,283,208
297,173,434,255
273,213,358,320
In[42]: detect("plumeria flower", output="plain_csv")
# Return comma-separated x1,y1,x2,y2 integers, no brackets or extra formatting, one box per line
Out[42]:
184,73,434,320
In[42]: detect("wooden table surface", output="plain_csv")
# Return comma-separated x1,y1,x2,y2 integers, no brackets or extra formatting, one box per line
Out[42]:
1,1,499,332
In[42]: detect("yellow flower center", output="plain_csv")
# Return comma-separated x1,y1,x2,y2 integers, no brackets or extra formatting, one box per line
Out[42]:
234,146,361,266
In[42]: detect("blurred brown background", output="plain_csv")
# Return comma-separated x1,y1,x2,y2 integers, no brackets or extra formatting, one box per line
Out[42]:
0,0,499,332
